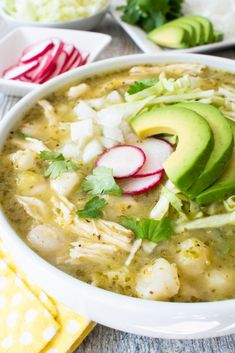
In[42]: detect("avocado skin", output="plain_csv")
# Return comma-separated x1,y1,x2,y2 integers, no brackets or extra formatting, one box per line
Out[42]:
177,103,234,197
130,105,213,192
196,122,235,204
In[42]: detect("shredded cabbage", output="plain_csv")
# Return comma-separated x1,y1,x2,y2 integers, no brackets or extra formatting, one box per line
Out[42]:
125,73,199,102
2,0,108,23
150,180,187,221
175,212,235,233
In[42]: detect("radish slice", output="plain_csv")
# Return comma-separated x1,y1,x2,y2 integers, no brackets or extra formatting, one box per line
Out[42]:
118,172,163,195
97,145,146,178
37,62,56,84
69,55,83,70
63,49,81,72
135,138,173,177
63,43,76,59
81,53,89,65
50,51,68,79
21,40,54,63
2,60,39,80
33,39,63,82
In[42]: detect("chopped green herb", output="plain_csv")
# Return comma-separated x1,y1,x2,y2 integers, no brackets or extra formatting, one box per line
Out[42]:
219,239,232,256
120,0,183,33
127,78,159,95
16,130,28,139
76,196,107,219
40,150,77,179
82,166,122,196
120,216,173,243
40,151,64,161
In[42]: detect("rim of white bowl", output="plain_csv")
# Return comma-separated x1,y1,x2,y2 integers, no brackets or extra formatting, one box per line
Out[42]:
0,52,235,312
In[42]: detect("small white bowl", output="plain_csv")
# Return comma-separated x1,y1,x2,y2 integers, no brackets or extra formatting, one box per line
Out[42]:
0,26,111,96
0,2,110,30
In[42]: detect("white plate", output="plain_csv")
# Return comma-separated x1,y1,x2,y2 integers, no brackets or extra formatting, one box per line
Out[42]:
110,0,235,54
0,27,111,97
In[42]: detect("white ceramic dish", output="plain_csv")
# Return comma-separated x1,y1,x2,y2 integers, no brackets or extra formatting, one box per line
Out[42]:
1,53,235,339
0,27,111,97
110,0,235,54
0,1,110,30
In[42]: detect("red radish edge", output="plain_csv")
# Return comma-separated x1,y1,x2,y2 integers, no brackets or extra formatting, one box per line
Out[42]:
134,138,173,177
2,60,39,80
97,145,146,179
21,39,54,63
118,171,164,195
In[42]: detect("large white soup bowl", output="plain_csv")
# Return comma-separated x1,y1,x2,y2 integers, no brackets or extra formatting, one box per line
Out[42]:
0,53,235,339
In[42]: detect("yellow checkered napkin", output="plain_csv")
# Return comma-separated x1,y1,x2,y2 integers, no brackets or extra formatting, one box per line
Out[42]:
0,242,94,353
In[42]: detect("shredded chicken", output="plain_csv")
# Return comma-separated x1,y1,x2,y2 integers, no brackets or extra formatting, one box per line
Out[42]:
38,99,58,125
10,137,49,153
125,239,142,266
16,195,51,222
70,239,118,263
129,63,206,77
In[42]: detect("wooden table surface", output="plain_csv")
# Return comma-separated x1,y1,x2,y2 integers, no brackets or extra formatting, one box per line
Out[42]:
1,13,235,353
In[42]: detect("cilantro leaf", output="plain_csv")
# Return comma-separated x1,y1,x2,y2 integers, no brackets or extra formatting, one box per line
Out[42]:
76,196,107,219
82,166,122,196
120,0,183,32
120,217,173,243
16,130,29,139
40,151,64,161
44,160,77,179
127,78,159,95
40,151,77,179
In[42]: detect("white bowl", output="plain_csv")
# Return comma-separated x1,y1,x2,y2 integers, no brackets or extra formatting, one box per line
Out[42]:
0,2,110,30
0,26,111,96
1,53,235,339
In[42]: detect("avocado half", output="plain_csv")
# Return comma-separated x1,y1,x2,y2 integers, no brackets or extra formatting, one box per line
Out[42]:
130,106,213,192
177,102,234,197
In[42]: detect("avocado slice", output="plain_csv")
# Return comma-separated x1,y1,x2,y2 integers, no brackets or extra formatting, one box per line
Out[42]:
169,16,204,45
214,31,223,42
176,22,196,46
186,15,213,43
148,25,189,49
130,106,213,192
196,122,235,204
177,103,234,197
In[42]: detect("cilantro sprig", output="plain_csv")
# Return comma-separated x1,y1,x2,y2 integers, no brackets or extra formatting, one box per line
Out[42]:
120,0,183,32
82,166,122,196
76,196,107,219
40,151,77,179
120,216,173,243
127,78,159,95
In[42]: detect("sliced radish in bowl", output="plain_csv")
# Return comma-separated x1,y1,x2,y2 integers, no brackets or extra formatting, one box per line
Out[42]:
135,138,173,177
118,172,163,195
2,60,39,80
63,43,76,60
63,49,81,72
50,51,68,79
21,39,54,63
97,145,146,178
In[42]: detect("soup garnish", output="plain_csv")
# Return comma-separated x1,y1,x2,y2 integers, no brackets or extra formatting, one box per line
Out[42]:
1,62,235,302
